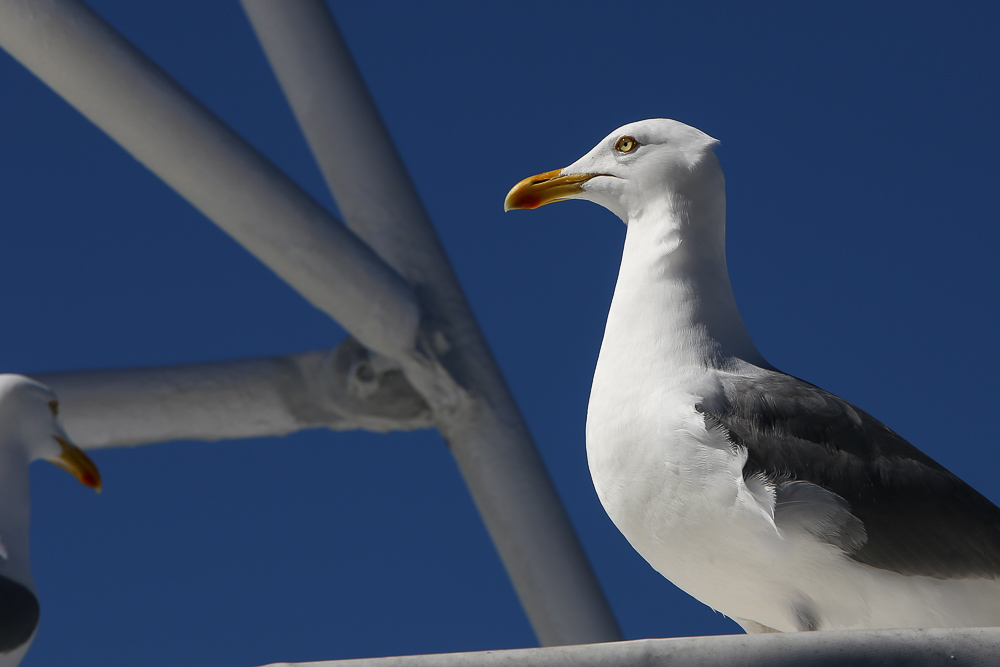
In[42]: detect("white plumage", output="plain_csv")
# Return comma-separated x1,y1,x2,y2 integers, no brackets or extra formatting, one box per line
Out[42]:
0,375,100,664
505,119,1000,632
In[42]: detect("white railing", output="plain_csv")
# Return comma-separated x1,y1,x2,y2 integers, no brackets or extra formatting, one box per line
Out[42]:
258,628,1000,666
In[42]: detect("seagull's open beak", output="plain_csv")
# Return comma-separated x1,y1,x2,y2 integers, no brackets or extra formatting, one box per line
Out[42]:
52,436,102,492
503,169,601,211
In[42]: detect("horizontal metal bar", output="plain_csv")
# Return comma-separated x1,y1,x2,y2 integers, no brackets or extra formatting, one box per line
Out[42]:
37,341,431,449
256,628,1000,667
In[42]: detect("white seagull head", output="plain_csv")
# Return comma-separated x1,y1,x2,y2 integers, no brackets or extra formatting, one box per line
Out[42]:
504,118,720,223
0,375,101,491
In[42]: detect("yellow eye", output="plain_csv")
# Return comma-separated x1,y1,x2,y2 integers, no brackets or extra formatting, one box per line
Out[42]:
615,135,638,153
48,400,58,416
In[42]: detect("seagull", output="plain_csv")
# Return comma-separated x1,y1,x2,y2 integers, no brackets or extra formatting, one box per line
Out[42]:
0,374,101,665
504,119,1000,633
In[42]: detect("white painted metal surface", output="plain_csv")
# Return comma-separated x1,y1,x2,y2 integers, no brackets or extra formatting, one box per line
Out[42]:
257,629,1000,667
241,0,620,645
37,341,432,449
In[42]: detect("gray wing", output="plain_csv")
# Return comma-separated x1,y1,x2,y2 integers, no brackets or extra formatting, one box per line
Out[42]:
697,369,1000,579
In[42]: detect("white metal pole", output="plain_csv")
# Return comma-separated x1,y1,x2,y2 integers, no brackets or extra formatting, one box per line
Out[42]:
0,0,420,362
38,342,432,449
254,628,1000,667
241,1,621,645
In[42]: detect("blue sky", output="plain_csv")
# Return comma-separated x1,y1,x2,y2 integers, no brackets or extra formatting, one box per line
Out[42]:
1,2,999,665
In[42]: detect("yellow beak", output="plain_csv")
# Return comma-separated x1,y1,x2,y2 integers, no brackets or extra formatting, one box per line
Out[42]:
53,436,102,492
503,168,601,211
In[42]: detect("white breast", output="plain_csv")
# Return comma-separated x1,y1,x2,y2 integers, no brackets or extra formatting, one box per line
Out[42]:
586,358,793,614
583,205,810,629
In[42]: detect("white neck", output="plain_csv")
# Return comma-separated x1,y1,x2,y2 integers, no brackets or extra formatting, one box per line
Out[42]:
598,166,768,379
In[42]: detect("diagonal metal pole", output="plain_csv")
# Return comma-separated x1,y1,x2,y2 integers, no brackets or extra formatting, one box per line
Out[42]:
241,1,621,645
0,0,420,362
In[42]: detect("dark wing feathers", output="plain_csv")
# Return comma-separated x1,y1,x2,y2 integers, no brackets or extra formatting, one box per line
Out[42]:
697,370,1000,579
0,575,38,653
